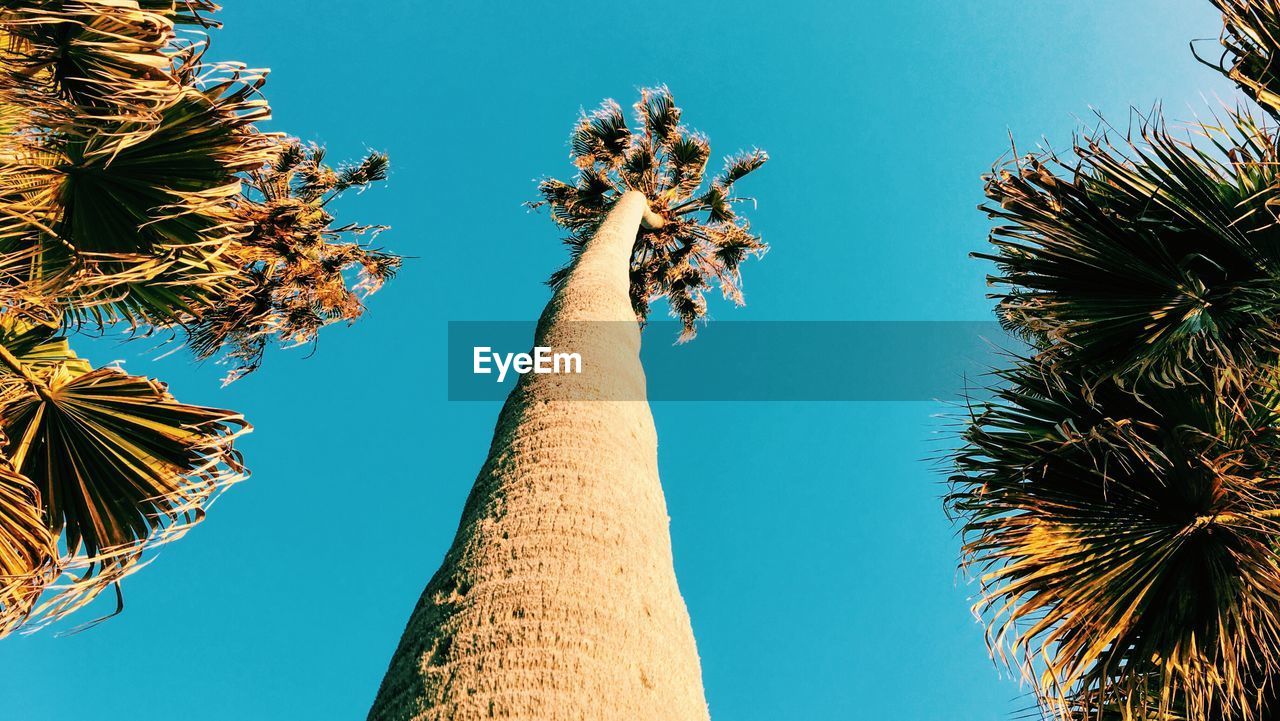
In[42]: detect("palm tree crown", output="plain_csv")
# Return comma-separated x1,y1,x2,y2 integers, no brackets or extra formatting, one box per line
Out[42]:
949,2,1280,720
531,86,767,339
0,1,395,635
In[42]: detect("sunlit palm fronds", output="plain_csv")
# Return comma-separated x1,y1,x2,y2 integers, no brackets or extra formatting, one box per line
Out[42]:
0,1,179,117
1209,1,1280,116
0,2,393,635
7,83,273,326
0,441,54,636
0,3,278,329
530,86,767,340
956,3,1280,721
980,110,1280,386
949,359,1280,721
0,321,247,628
186,140,396,382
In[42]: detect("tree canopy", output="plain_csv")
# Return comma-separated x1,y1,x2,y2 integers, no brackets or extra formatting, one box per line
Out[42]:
0,1,395,635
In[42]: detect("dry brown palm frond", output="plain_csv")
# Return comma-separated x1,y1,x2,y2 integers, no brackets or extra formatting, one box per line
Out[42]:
0,439,56,636
185,140,395,382
1208,1,1280,116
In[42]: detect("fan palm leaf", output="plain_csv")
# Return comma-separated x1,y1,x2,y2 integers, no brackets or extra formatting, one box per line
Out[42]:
0,75,275,328
0,1,179,116
980,110,1280,386
0,320,247,626
950,359,1280,721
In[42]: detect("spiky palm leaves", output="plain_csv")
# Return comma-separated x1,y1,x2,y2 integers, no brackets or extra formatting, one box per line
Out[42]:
0,441,54,635
952,359,1280,721
949,5,1280,720
0,321,247,626
0,2,393,634
531,86,767,339
188,143,397,382
979,115,1280,386
1211,1,1280,116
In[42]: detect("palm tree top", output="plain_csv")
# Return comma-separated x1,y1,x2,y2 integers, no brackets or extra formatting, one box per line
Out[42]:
531,86,768,340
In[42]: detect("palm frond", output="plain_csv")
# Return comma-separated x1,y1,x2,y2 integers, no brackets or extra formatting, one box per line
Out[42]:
570,99,629,170
0,446,55,637
949,359,1280,721
0,9,277,329
1210,0,1280,116
186,141,396,382
979,109,1280,386
0,322,248,627
714,148,769,190
0,2,180,117
636,84,681,150
0,0,392,637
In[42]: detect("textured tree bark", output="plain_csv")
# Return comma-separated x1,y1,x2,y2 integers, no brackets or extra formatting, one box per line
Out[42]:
368,191,710,721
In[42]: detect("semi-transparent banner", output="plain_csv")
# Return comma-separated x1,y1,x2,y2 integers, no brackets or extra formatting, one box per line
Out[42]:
447,321,1021,401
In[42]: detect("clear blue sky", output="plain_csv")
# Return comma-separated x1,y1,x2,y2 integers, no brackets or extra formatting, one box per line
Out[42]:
0,2,1237,719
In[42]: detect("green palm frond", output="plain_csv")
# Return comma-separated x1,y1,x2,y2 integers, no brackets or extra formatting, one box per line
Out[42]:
949,359,1280,721
0,321,247,627
979,110,1280,386
531,86,768,339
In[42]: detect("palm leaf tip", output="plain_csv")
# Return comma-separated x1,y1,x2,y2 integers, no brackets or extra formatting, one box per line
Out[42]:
534,86,768,340
1210,0,1280,117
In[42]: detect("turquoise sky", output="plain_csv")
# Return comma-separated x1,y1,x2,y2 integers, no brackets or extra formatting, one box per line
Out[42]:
0,2,1239,719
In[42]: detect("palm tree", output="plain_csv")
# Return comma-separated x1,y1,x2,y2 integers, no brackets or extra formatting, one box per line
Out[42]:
0,1,395,635
948,2,1280,720
367,87,766,721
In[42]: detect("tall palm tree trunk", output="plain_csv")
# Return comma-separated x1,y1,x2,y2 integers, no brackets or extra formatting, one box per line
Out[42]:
369,191,710,721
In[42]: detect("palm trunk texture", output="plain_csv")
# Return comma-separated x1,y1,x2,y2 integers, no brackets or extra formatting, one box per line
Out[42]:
368,191,710,721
